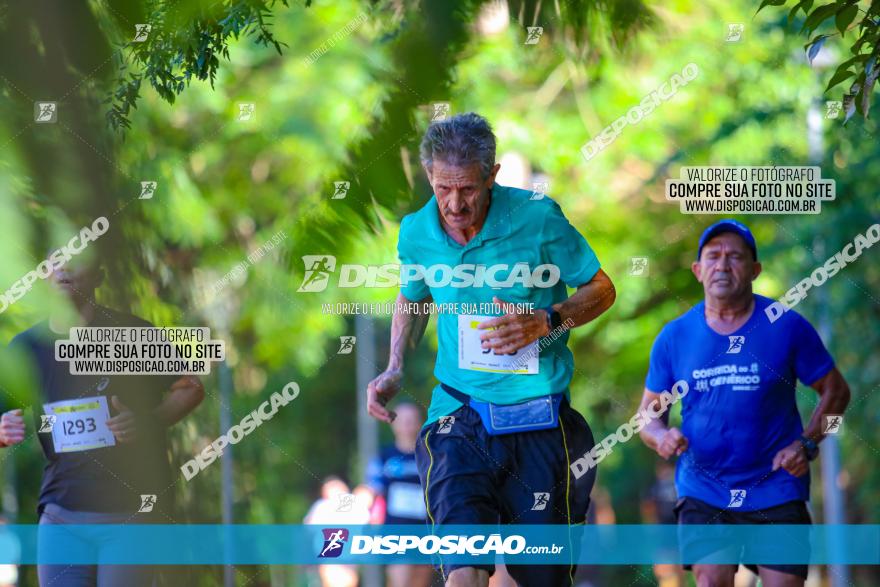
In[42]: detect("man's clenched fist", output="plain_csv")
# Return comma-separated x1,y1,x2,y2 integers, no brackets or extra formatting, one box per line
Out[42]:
772,440,809,478
366,369,402,423
657,427,688,459
0,409,26,447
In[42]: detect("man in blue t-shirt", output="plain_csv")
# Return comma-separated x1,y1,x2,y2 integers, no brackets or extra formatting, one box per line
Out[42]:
637,219,851,587
365,113,616,587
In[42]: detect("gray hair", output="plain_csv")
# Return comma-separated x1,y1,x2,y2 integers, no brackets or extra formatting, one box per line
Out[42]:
419,112,497,179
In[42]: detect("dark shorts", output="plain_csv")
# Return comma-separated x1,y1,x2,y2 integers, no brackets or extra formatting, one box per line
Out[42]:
675,496,811,579
415,399,596,587
37,503,158,587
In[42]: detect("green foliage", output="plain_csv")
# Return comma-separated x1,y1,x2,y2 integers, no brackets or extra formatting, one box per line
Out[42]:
761,0,880,120
107,0,293,130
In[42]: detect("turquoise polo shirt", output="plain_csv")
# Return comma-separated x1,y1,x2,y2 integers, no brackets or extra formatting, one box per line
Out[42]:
396,183,602,424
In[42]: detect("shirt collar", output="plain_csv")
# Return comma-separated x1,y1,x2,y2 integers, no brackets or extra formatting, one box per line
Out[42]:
428,183,511,246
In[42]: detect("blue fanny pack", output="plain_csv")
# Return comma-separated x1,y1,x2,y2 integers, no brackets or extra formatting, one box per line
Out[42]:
440,383,563,436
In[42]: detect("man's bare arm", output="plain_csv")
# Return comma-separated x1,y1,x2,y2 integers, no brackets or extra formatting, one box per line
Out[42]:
107,375,204,443
387,292,433,371
771,367,850,477
638,388,688,459
154,375,205,426
552,269,616,329
367,293,432,423
803,367,850,443
479,270,616,354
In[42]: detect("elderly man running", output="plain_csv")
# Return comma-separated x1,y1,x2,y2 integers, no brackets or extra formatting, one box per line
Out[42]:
366,112,616,587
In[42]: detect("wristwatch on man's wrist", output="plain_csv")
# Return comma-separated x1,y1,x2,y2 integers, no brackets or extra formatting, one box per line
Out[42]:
799,435,819,461
542,306,562,334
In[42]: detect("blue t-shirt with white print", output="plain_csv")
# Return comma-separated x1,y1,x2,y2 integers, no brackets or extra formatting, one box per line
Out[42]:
645,294,834,511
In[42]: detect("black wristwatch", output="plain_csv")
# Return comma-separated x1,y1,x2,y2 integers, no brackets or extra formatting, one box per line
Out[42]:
542,306,562,333
799,436,819,461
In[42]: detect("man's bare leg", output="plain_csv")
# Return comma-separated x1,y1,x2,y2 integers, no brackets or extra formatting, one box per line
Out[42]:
758,567,805,587
318,564,358,587
693,564,737,587
447,567,489,587
386,563,434,587
487,563,515,587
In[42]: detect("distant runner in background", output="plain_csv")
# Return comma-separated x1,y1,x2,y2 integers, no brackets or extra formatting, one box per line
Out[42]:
0,250,204,587
366,402,433,587
640,460,684,587
305,476,370,587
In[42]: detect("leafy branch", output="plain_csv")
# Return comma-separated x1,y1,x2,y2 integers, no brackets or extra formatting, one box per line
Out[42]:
759,0,880,122
106,0,294,131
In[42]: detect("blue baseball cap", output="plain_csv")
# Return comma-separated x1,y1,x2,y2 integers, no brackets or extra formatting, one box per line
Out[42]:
697,219,757,260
